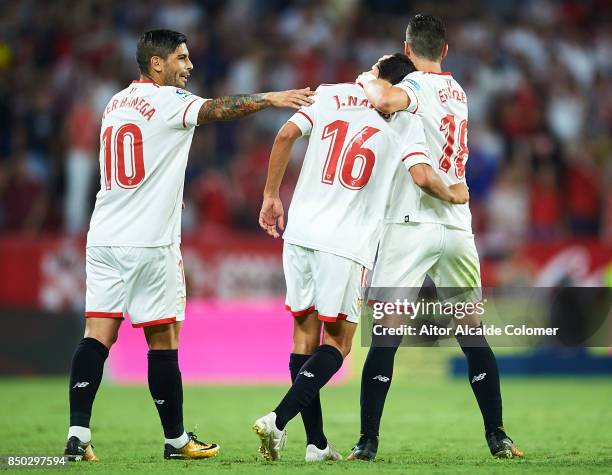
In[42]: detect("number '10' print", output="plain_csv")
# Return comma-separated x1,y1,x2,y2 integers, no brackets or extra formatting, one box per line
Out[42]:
320,120,380,190
102,123,145,190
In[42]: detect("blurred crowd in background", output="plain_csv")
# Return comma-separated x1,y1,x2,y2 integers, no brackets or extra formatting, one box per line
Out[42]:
0,0,610,255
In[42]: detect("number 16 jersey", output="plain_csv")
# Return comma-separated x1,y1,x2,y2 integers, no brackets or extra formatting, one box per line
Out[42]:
283,83,430,269
87,80,208,247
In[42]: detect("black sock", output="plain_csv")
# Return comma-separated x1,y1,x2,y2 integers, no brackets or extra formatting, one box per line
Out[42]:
290,353,327,450
360,345,398,437
456,328,503,433
274,345,343,431
69,337,109,427
148,349,184,439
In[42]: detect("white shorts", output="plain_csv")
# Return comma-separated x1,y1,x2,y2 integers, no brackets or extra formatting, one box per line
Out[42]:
85,244,186,328
370,222,482,302
283,242,366,324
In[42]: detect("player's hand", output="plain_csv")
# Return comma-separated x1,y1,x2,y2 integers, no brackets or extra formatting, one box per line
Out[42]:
265,88,315,109
356,70,378,85
449,182,470,204
259,196,285,238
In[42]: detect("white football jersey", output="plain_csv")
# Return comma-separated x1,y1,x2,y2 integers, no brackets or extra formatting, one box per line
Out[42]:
284,83,430,269
387,71,472,232
87,80,208,247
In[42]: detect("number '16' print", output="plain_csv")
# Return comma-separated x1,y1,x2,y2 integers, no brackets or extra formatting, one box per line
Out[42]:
320,120,380,190
102,123,145,190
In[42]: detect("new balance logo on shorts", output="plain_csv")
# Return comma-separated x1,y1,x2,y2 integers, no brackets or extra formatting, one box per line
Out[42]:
299,371,314,378
373,375,390,383
72,382,89,389
471,373,487,383
154,399,165,405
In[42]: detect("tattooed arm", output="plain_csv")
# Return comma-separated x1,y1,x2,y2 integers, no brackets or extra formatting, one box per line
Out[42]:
197,88,314,125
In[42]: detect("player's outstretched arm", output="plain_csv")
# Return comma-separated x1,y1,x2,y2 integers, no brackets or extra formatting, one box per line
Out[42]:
409,163,469,204
357,69,409,115
197,89,314,125
259,121,302,238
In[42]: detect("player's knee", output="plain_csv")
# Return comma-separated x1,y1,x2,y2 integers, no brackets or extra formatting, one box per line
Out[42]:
321,336,352,358
84,319,121,349
83,331,117,350
292,339,319,355
144,323,180,349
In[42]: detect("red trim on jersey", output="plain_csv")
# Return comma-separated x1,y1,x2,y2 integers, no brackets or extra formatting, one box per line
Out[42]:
285,304,316,317
425,71,452,76
412,91,419,114
296,111,313,127
131,80,160,87
400,82,420,115
85,311,124,319
132,317,177,328
402,151,429,162
317,313,349,323
182,98,199,128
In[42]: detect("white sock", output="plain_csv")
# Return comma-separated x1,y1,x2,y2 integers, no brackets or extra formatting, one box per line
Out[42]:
165,432,189,449
67,426,91,444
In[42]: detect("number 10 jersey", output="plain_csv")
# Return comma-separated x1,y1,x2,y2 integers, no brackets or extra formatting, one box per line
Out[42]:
87,80,208,247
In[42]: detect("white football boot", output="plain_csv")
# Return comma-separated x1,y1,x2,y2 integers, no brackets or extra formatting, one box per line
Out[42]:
252,412,287,461
305,443,343,462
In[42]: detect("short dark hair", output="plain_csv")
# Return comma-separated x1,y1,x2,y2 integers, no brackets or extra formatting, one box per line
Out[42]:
378,53,416,85
136,29,187,74
405,14,447,61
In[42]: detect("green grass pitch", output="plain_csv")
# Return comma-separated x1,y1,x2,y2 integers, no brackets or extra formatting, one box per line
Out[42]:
1,377,611,474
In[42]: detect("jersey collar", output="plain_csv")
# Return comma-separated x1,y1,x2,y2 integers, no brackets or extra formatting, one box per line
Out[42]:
131,80,160,87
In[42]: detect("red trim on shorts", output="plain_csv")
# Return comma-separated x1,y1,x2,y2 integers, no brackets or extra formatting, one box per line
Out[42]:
285,305,316,317
85,311,123,319
132,317,177,328
296,111,313,127
182,99,199,128
317,313,349,323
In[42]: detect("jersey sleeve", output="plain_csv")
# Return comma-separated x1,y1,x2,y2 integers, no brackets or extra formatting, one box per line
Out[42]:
395,73,422,114
159,87,209,129
287,87,322,136
399,116,432,169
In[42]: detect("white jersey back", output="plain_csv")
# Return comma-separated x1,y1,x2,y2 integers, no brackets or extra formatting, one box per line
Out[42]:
284,83,430,269
389,71,472,231
87,80,207,247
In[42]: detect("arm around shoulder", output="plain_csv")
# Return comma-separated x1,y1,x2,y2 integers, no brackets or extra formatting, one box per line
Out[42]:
362,80,410,114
